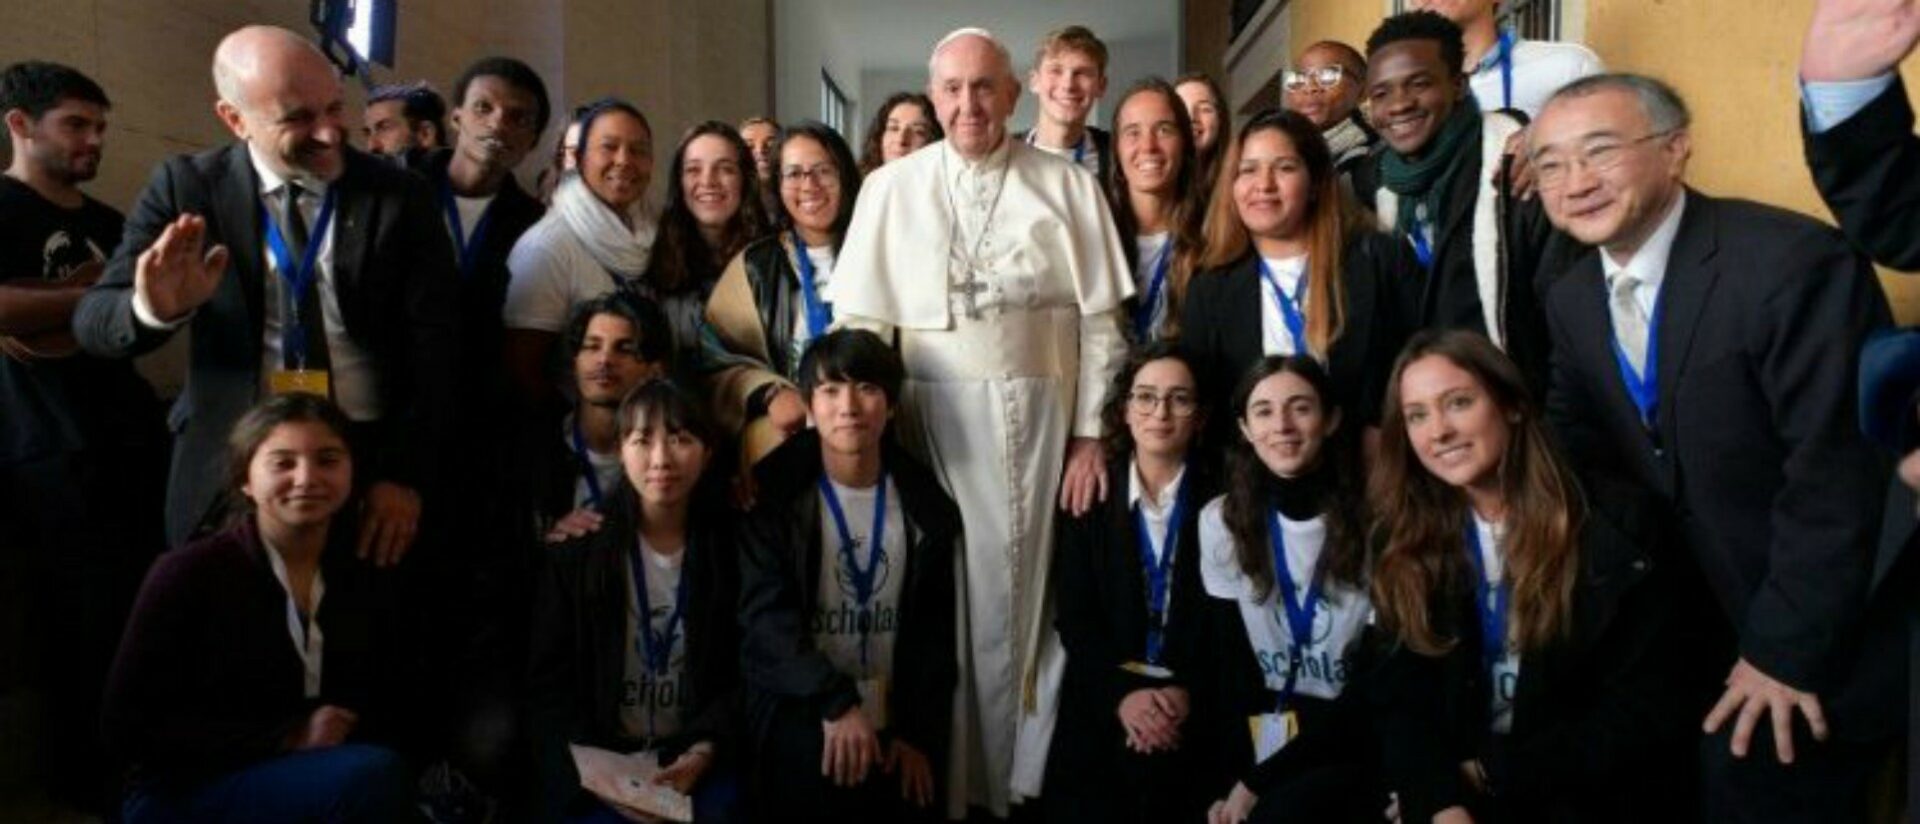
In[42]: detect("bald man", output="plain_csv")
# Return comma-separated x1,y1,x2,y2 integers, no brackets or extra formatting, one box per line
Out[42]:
75,25,456,555
832,27,1132,818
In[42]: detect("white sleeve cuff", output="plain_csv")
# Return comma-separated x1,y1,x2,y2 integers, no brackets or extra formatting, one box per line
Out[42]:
1801,73,1896,134
131,289,192,330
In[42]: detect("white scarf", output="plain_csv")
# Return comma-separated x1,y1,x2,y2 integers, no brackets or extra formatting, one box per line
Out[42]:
552,173,657,279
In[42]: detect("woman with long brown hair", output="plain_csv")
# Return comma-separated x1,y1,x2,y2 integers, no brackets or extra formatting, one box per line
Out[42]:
1368,329,1711,823
1180,109,1417,460
645,121,773,374
1106,78,1206,343
856,92,942,176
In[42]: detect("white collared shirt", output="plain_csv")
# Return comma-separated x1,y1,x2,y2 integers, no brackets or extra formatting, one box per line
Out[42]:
263,541,327,699
1128,460,1188,566
1600,190,1688,325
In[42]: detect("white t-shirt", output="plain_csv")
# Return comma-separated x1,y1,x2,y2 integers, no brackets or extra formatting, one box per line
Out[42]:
621,538,687,741
787,244,837,375
812,478,908,697
1199,497,1370,703
1469,37,1605,119
562,415,625,510
503,213,639,333
1471,512,1521,735
450,193,496,257
1133,232,1173,340
1259,255,1310,358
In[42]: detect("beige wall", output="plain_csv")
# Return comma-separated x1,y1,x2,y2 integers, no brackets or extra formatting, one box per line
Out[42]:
1268,0,1920,320
0,0,771,393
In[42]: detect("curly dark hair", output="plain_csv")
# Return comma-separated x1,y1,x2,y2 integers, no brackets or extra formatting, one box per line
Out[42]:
1365,10,1466,78
1097,341,1205,463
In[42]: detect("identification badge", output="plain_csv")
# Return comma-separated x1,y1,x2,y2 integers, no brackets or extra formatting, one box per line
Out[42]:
857,677,889,731
269,368,331,398
1120,660,1175,679
1248,710,1297,762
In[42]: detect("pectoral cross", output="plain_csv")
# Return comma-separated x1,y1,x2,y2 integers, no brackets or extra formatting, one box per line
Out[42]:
951,268,989,320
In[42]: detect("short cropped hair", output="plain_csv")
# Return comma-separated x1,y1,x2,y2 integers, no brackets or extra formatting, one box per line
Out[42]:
798,329,905,408
368,81,447,135
452,56,552,135
562,291,673,366
1034,25,1110,74
0,61,110,119
1365,11,1466,79
1544,72,1692,134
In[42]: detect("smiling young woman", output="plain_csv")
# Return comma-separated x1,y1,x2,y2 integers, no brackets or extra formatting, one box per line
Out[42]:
1106,78,1205,344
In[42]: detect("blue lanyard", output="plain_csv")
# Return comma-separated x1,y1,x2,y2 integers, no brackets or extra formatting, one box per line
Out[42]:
1258,258,1310,355
1133,238,1173,341
791,231,834,338
439,179,493,279
1477,29,1517,111
1462,521,1511,680
569,416,606,509
1408,215,1435,271
1268,511,1323,710
1607,282,1664,431
819,471,888,667
261,189,337,368
1131,475,1188,666
629,533,689,735
1027,130,1089,164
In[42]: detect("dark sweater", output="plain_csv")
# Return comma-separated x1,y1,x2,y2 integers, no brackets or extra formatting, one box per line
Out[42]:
101,518,399,788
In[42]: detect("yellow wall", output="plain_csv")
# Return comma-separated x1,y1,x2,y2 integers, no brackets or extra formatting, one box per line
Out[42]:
1281,0,1920,320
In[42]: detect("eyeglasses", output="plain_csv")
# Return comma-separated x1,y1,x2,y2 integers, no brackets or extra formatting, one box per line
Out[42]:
780,164,839,186
1282,66,1351,93
1127,390,1199,418
1531,130,1677,190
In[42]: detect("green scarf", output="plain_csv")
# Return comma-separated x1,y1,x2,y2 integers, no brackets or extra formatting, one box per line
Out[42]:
1379,95,1482,234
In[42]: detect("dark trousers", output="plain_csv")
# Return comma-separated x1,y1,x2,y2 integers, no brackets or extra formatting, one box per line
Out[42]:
122,744,411,823
1701,723,1902,822
1,445,165,811
757,697,942,824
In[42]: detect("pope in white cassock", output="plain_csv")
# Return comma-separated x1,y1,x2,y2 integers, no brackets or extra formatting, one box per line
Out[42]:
830,27,1133,818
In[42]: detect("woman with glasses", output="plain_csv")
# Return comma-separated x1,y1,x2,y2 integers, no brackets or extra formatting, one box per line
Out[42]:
1199,356,1379,824
1181,110,1417,463
1369,330,1709,823
857,92,943,176
1107,78,1206,344
1281,41,1377,193
1048,342,1230,824
702,121,863,461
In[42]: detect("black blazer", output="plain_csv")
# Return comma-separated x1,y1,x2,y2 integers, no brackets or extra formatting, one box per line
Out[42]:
74,144,459,545
1050,459,1227,757
101,518,400,788
1354,132,1581,394
737,430,961,759
526,487,741,824
1543,190,1905,739
1375,484,1715,823
1803,74,1920,270
1181,231,1420,453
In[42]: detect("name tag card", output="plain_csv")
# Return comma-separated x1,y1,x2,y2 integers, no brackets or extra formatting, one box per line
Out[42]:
268,368,331,398
1248,710,1297,762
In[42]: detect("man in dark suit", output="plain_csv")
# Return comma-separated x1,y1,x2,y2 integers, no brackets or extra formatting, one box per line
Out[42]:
73,25,456,560
1532,72,1903,821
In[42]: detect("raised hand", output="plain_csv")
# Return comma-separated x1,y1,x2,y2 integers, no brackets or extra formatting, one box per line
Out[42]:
1802,0,1920,82
134,214,230,323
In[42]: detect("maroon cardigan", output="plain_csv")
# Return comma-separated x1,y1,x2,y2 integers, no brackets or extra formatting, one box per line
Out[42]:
101,518,401,787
